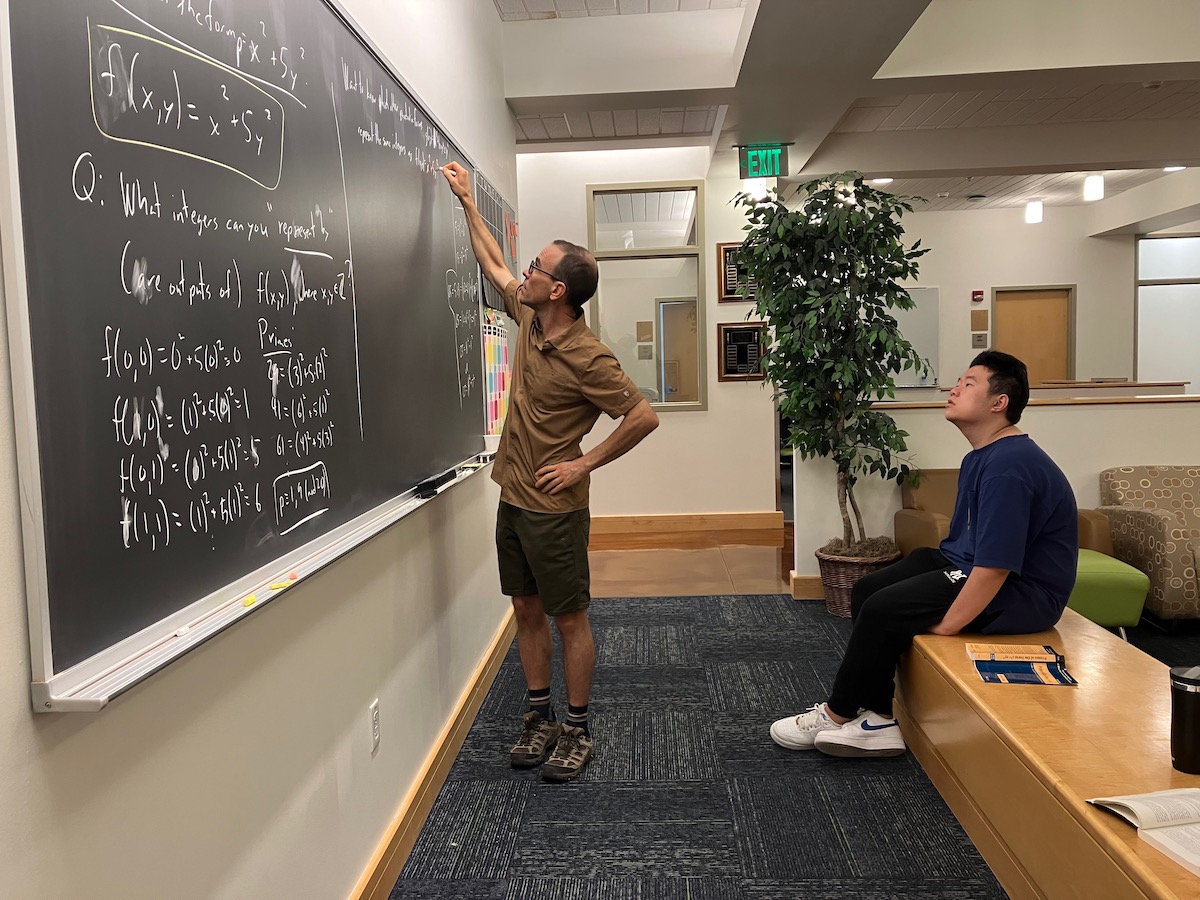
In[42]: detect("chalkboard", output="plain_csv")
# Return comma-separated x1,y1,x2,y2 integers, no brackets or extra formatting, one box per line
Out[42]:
475,172,520,312
2,0,484,697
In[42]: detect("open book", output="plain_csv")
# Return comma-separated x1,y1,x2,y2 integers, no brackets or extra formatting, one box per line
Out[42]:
963,643,1076,685
1089,788,1200,876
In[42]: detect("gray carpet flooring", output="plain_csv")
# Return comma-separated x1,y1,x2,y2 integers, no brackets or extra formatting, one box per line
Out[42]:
392,595,1007,899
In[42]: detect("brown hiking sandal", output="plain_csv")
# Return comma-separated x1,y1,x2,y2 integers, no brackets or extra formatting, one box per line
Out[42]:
510,711,561,768
541,724,594,782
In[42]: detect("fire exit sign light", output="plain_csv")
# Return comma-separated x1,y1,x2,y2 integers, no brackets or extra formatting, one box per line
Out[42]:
738,144,788,179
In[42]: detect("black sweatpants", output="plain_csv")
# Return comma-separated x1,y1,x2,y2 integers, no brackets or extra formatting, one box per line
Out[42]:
826,547,994,719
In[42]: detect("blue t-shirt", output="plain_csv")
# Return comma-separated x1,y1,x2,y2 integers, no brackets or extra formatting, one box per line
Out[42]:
939,434,1078,633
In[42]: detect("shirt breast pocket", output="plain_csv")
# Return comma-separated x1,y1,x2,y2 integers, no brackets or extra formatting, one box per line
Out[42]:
538,373,579,412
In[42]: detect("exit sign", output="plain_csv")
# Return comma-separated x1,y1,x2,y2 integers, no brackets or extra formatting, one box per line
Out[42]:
738,144,788,179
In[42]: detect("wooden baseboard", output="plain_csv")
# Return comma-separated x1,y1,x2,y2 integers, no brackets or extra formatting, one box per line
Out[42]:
790,572,823,600
351,611,516,900
589,511,784,550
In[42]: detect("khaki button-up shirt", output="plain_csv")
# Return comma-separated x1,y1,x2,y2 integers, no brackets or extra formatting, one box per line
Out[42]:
491,279,643,513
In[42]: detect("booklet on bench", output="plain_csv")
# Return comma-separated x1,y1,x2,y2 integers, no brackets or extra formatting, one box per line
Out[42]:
1088,788,1200,876
962,643,1076,685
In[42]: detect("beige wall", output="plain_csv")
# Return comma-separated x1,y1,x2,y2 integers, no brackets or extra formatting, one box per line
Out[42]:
517,152,779,516
903,205,1136,383
0,2,512,897
791,400,1200,576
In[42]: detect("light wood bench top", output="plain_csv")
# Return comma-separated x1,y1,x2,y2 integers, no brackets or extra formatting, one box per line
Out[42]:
907,609,1200,898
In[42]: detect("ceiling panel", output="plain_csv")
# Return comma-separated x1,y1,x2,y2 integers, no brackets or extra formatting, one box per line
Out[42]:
493,0,746,18
839,82,1200,135
865,169,1177,211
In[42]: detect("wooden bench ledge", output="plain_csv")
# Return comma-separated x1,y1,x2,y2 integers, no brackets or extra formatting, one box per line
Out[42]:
896,609,1200,899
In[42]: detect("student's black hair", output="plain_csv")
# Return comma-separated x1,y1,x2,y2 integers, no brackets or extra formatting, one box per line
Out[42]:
970,349,1029,424
551,240,599,320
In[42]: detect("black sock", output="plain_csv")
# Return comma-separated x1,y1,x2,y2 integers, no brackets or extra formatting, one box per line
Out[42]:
527,687,552,722
566,703,589,737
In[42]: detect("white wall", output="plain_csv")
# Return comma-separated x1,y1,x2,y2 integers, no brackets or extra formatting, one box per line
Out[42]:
903,205,1136,382
0,2,512,898
791,400,1200,575
516,150,779,516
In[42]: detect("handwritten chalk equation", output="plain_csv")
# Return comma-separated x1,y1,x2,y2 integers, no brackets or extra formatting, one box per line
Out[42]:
103,326,244,382
90,22,285,189
273,462,330,535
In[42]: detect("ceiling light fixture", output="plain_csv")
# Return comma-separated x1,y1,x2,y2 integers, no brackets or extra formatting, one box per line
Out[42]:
1024,200,1043,224
1164,166,1186,172
741,178,770,201
1083,174,1104,202
872,177,893,185
966,194,987,202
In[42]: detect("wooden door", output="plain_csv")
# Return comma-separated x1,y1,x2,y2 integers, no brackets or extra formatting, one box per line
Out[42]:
658,299,698,402
992,289,1071,384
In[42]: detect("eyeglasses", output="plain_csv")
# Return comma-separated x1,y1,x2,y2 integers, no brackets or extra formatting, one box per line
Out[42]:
527,259,563,284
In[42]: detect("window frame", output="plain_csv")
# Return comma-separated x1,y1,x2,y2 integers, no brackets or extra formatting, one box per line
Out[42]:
586,180,707,413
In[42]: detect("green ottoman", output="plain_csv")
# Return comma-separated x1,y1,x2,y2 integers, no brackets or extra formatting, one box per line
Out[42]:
1067,549,1150,638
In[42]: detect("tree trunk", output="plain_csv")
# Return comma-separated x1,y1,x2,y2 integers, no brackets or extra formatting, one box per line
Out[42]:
837,470,853,545
848,482,865,545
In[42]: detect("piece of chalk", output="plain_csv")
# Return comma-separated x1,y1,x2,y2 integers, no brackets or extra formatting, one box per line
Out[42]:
243,595,257,607
174,626,190,637
269,581,293,590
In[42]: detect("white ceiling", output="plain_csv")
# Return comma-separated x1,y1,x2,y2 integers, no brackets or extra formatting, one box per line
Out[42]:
493,0,1200,210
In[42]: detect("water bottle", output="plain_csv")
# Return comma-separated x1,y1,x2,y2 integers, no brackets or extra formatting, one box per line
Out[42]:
1170,665,1200,774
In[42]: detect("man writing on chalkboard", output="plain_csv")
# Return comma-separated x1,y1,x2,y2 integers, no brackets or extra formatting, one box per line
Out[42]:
442,162,659,782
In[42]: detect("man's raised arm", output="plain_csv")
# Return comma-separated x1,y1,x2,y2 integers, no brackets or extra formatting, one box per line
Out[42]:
440,162,513,293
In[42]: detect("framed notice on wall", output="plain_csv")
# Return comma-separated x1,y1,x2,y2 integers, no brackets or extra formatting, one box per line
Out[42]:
718,322,767,382
717,242,756,302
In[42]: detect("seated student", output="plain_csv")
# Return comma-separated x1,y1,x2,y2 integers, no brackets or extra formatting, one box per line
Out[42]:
771,350,1077,758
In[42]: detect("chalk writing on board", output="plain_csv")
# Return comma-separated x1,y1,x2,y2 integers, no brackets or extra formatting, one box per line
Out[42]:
447,201,480,404
90,23,287,189
8,0,486,678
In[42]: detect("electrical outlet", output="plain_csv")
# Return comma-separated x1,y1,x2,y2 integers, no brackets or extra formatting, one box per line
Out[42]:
369,698,381,754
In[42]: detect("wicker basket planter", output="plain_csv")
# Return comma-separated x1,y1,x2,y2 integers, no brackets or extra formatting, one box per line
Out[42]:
814,548,902,617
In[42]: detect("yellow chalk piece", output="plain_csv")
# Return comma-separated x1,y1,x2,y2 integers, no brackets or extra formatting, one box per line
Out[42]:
243,594,257,607
269,581,293,591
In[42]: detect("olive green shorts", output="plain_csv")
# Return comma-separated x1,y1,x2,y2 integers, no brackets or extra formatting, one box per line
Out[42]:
496,501,591,617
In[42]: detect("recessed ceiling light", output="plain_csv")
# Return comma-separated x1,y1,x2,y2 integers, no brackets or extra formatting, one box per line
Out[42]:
1164,166,1186,172
936,191,950,199
966,194,987,202
1143,81,1164,91
1083,174,1104,201
1025,200,1043,224
872,177,894,185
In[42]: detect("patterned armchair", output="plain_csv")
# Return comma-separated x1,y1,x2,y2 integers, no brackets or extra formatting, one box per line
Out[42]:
1099,466,1200,620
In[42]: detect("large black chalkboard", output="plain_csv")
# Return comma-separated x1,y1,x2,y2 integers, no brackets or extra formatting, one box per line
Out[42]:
5,0,483,676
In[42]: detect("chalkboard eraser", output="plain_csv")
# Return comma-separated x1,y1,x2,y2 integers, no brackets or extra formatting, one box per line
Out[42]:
415,470,456,499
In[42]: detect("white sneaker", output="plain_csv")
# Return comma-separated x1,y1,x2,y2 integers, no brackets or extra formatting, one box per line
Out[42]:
770,703,840,750
813,710,906,758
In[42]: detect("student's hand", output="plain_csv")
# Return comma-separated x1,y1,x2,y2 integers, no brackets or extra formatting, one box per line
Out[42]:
441,162,471,200
535,458,589,495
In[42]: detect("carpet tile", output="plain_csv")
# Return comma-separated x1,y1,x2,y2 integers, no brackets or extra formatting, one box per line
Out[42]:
392,595,1006,899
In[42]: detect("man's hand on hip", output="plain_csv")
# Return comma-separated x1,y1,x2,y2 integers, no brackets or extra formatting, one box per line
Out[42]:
535,458,589,495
